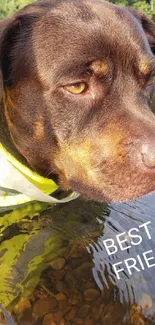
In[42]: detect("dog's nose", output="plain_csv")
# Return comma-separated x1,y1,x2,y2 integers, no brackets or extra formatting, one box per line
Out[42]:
141,141,155,168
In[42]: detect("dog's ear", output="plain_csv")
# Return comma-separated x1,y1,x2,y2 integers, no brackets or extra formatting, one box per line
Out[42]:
0,17,20,98
128,9,155,54
0,5,44,98
0,69,3,98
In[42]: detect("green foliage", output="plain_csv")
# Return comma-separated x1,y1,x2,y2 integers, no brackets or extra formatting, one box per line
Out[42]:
132,1,152,18
109,0,155,19
0,0,33,19
0,0,155,20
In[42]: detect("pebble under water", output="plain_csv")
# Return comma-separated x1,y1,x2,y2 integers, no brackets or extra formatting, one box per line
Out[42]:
0,192,155,324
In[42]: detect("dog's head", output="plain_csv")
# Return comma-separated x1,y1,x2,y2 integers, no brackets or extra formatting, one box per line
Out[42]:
1,0,155,202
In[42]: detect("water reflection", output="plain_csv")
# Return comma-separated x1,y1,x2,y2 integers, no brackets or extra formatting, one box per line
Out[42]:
0,192,155,324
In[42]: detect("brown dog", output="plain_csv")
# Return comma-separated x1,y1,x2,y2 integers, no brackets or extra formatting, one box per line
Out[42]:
1,0,155,203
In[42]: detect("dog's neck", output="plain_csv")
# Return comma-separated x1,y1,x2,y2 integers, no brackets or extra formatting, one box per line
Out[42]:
0,93,60,187
0,96,65,197
0,95,29,167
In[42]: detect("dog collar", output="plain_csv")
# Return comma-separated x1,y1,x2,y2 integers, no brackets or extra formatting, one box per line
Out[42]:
0,143,79,210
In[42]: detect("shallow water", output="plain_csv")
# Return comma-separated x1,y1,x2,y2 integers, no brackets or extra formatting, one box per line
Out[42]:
0,193,155,325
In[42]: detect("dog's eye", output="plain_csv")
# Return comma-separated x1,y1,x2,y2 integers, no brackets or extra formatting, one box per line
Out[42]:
147,76,155,86
64,82,87,94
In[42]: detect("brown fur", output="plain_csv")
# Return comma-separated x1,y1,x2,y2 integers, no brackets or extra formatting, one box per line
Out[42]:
1,0,155,202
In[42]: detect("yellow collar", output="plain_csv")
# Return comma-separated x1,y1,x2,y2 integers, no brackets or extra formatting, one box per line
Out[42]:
0,143,58,195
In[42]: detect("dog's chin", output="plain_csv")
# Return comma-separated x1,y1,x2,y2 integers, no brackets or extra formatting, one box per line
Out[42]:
68,179,155,203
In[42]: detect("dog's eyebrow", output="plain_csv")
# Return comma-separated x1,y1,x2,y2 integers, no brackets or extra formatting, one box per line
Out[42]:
90,60,110,77
138,56,155,76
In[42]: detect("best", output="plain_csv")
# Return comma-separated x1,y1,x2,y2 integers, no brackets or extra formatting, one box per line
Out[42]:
103,221,152,256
